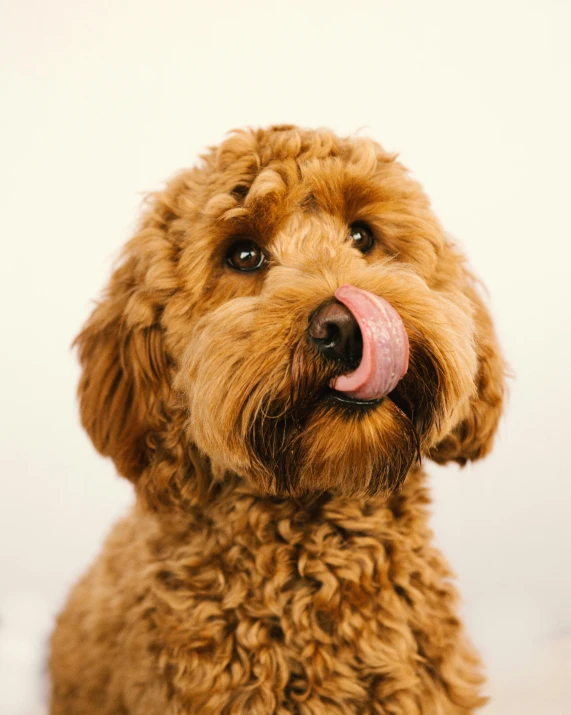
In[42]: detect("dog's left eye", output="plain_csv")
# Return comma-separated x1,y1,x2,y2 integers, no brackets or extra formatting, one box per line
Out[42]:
348,223,375,253
226,240,266,272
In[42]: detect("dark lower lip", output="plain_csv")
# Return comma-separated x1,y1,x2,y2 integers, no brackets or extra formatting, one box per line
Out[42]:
326,388,384,408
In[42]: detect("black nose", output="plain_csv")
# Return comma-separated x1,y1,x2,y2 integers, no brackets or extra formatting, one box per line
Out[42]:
308,300,363,364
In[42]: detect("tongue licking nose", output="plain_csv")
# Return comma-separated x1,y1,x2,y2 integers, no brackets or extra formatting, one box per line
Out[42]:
331,285,409,401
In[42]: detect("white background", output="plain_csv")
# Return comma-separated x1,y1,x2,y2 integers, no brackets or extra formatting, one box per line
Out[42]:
1,1,570,713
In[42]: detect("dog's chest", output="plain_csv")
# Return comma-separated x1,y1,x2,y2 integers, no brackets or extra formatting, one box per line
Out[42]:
141,482,455,705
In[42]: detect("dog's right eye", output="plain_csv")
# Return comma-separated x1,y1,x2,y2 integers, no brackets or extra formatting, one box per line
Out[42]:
226,240,266,272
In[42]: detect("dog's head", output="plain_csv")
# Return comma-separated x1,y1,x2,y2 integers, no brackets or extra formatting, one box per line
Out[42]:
75,126,505,508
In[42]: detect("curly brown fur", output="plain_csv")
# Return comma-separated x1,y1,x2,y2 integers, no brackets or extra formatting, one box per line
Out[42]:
50,125,506,714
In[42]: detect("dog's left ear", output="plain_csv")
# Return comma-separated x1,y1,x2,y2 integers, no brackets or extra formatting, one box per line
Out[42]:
429,278,506,465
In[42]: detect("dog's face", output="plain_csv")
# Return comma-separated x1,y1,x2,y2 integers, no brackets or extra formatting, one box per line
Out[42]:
76,126,505,507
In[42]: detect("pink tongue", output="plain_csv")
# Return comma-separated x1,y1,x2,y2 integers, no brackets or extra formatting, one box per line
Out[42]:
331,285,409,400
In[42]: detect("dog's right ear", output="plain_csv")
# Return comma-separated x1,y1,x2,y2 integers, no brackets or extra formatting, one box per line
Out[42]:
74,217,208,509
74,249,168,484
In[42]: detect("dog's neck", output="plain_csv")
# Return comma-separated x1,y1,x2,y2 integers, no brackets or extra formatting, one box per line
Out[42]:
144,465,431,547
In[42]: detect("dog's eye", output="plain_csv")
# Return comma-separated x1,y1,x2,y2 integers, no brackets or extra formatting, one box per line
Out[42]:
348,223,374,254
226,240,266,272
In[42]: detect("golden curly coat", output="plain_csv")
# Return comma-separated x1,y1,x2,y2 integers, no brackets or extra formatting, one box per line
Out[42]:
49,125,505,714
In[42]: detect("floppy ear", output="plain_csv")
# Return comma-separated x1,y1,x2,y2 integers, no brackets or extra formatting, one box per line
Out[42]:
75,252,166,481
74,220,207,509
429,279,506,465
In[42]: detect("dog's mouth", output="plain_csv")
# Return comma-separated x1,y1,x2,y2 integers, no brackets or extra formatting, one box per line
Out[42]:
330,285,409,402
325,386,414,421
326,387,384,409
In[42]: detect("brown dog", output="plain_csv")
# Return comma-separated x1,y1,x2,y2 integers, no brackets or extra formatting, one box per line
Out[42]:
49,125,505,714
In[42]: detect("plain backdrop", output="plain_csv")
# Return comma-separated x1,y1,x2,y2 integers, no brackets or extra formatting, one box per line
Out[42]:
1,1,570,713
